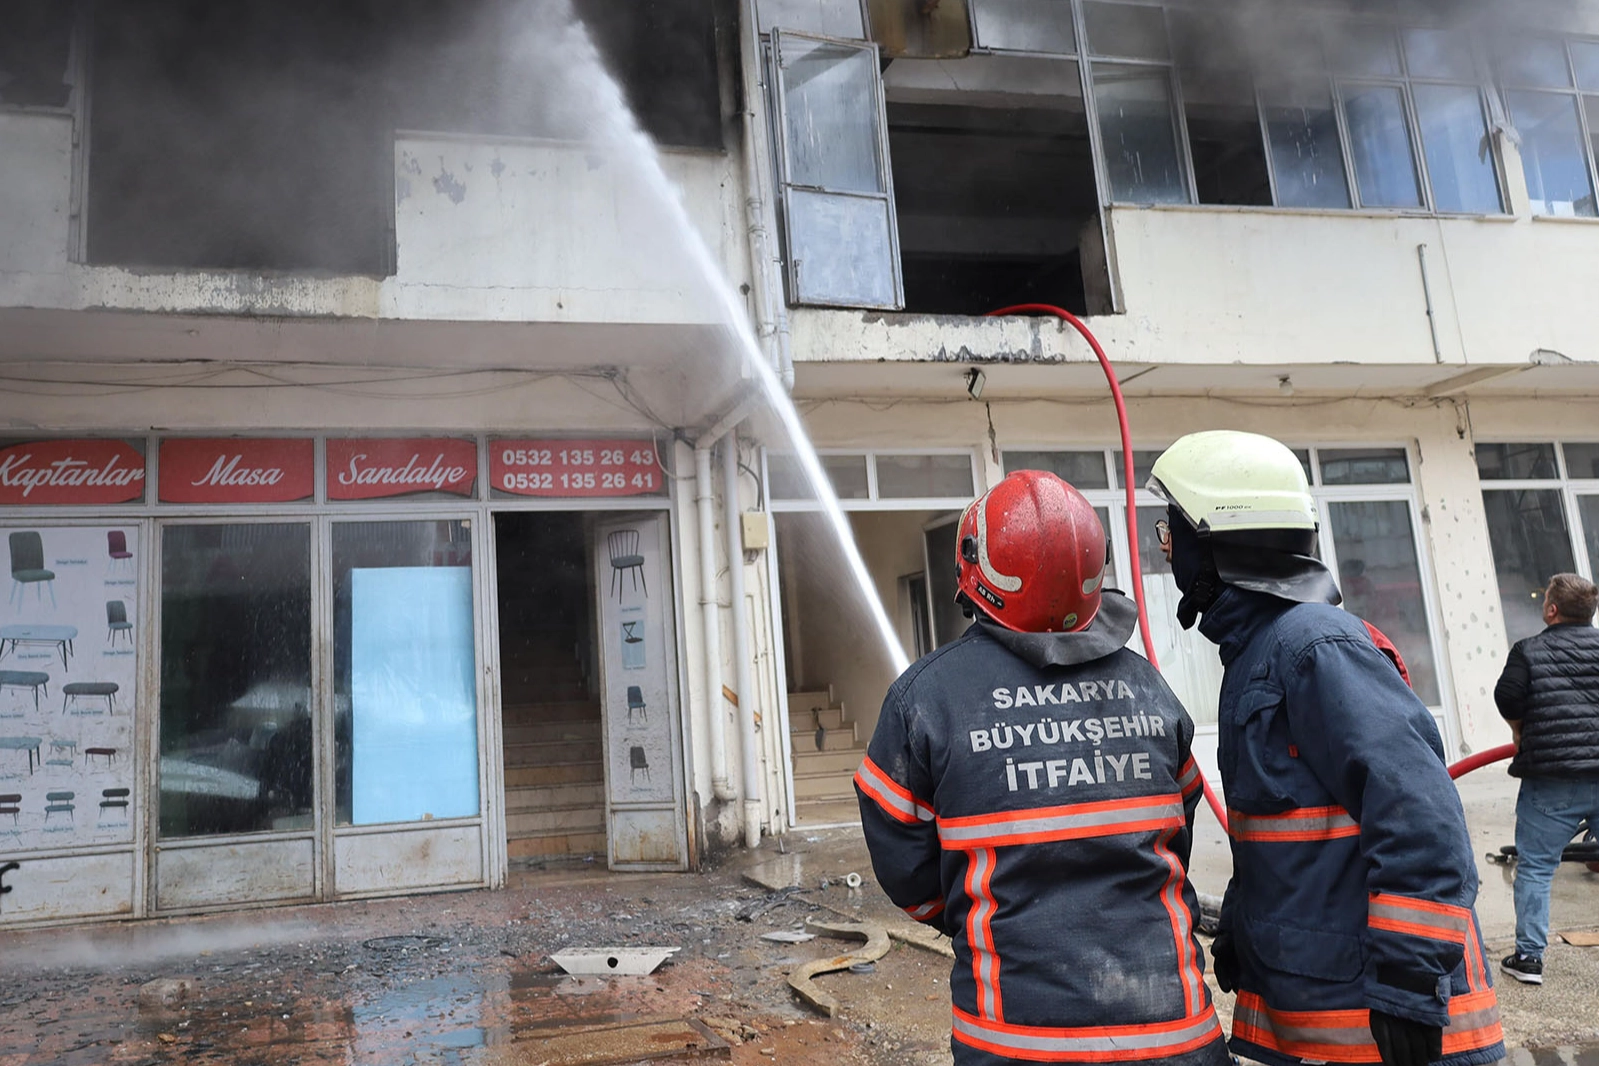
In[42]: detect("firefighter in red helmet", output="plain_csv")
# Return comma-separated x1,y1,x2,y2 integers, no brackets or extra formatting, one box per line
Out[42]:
855,470,1229,1066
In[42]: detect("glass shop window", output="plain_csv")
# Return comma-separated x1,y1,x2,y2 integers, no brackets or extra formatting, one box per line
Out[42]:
159,523,313,838
1327,500,1440,704
1317,447,1410,485
1001,450,1111,490
333,520,479,826
769,453,871,501
875,454,976,499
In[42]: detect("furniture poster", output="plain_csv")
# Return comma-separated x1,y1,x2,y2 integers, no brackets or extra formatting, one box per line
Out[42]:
595,516,685,869
1,525,138,850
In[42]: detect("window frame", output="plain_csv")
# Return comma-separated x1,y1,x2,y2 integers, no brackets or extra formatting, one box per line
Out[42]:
1495,35,1599,219
767,28,906,310
765,447,983,511
998,442,1455,732
1475,440,1599,588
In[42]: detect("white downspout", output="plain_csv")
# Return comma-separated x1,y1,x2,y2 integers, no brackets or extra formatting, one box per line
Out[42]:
738,0,794,391
695,443,736,803
722,433,764,847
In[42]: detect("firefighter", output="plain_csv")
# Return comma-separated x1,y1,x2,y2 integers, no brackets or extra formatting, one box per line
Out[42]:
1147,430,1505,1066
855,470,1229,1066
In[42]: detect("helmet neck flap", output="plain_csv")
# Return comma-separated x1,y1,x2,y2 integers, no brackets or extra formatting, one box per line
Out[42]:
1167,505,1341,629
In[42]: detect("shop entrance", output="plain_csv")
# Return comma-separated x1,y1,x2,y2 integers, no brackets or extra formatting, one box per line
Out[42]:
493,512,604,865
493,510,689,871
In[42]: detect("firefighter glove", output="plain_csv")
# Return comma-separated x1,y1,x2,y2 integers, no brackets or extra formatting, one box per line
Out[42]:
1209,931,1238,994
1369,1009,1443,1066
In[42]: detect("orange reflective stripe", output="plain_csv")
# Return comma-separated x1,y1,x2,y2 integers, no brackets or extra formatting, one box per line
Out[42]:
952,1005,1222,1062
965,846,1002,1022
1368,893,1471,944
1152,826,1206,1018
938,794,1184,849
904,898,944,921
1234,990,1502,1065
1228,805,1360,842
1176,757,1202,798
1464,916,1489,991
854,756,934,825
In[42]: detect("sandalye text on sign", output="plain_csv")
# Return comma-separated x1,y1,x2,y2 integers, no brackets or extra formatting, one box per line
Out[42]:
327,438,477,500
491,440,664,497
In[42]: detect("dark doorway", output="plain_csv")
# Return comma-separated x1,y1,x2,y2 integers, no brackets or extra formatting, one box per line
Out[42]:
494,512,603,865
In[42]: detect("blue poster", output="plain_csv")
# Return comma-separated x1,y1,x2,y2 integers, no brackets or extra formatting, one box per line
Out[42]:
351,567,478,825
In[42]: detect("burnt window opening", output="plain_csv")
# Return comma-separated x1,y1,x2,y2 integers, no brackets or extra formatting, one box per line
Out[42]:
86,0,725,275
1170,10,1272,206
885,61,1101,316
0,0,76,109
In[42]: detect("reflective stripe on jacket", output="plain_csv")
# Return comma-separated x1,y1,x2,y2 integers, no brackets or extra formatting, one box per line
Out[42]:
855,622,1229,1066
1200,588,1504,1066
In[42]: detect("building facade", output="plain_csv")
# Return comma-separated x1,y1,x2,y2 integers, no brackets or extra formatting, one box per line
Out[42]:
2,0,1598,924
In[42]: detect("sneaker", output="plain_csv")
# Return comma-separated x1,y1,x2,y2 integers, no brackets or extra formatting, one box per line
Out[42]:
1500,952,1543,984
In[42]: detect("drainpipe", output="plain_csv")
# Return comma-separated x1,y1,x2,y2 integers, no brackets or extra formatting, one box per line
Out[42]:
722,433,764,848
694,396,758,806
695,443,735,804
738,0,795,391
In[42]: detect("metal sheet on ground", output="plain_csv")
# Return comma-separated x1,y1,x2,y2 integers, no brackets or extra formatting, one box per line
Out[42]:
484,1018,729,1064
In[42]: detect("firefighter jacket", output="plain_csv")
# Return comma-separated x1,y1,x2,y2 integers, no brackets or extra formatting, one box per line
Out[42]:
855,592,1230,1066
1199,587,1505,1066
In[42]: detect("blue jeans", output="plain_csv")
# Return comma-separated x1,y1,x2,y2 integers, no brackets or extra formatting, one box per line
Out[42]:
1514,776,1599,958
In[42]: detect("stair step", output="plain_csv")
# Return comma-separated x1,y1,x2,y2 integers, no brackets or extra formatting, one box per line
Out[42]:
504,720,602,744
786,689,835,718
503,699,600,717
793,769,860,800
788,725,857,751
792,749,864,775
507,804,606,837
508,831,608,860
789,705,847,731
506,782,606,812
794,798,863,825
505,739,605,765
505,761,605,787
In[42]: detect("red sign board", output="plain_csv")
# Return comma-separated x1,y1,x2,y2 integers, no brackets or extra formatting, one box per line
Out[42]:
491,439,663,498
0,439,147,505
159,438,314,504
327,438,477,500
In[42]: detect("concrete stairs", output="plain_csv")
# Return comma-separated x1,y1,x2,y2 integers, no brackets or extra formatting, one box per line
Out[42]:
502,682,608,863
788,687,866,825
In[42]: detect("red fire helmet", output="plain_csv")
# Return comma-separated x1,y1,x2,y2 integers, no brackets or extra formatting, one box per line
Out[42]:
956,470,1107,633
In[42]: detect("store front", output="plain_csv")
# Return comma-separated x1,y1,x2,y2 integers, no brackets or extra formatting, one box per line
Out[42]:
0,433,689,926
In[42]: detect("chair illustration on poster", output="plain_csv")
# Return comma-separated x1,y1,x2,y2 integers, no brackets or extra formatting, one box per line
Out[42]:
607,530,647,599
99,788,130,822
626,685,647,724
0,670,48,713
106,531,134,576
43,791,74,822
8,532,56,607
106,601,133,646
45,740,76,769
85,747,117,767
0,794,19,824
629,745,650,786
0,736,42,774
0,624,76,670
621,620,645,669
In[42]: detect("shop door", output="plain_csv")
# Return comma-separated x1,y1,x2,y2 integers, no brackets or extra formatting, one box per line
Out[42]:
153,521,319,910
592,515,687,870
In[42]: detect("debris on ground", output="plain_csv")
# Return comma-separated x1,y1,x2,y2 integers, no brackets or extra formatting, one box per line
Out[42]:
760,930,817,944
788,919,892,1017
549,946,680,975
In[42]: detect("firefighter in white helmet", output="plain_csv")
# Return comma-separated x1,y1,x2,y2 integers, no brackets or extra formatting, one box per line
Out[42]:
1147,431,1503,1066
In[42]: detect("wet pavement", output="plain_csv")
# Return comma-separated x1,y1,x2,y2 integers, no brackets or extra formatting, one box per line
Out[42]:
1,770,1595,1066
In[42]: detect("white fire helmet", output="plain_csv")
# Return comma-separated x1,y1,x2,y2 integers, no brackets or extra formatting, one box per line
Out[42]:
1146,430,1318,536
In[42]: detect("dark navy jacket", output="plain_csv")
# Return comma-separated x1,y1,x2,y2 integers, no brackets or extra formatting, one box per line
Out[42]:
1494,622,1599,780
856,594,1229,1066
1201,588,1504,1066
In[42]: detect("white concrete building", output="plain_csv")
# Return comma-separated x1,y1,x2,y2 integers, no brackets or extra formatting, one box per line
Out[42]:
1,0,1597,924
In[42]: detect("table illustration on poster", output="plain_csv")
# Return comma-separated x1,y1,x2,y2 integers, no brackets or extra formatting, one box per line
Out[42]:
0,526,136,854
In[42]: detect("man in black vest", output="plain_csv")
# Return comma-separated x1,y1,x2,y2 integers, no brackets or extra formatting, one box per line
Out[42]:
1494,572,1599,985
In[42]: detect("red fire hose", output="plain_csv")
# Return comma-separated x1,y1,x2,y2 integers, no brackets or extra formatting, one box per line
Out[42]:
985,305,1518,830
987,304,1230,830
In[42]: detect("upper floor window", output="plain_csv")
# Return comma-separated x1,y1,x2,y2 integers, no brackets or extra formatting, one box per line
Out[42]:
768,449,979,507
1495,36,1599,217
1476,442,1599,642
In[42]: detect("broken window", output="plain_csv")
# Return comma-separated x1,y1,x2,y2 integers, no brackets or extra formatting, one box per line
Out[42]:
884,56,1100,313
1168,9,1270,206
86,0,725,274
1085,3,1190,204
1498,36,1599,218
0,0,76,108
771,30,903,308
